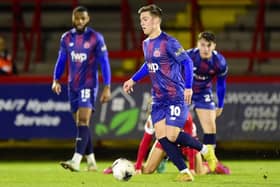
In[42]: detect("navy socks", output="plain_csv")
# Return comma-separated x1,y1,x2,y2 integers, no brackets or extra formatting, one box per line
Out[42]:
85,127,94,155
203,133,216,145
158,137,187,171
175,131,203,151
75,126,89,155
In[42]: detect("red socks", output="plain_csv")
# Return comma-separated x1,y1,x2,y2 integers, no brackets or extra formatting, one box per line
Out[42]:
135,132,153,170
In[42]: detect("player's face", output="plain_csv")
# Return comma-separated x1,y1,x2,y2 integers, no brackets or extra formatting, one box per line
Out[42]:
72,11,90,32
140,12,160,37
197,38,216,59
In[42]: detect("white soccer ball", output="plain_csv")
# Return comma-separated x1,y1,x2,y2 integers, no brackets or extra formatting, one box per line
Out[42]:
112,158,135,181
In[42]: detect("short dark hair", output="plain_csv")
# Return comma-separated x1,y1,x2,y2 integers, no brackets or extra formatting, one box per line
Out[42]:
138,4,162,19
198,31,216,43
73,6,88,14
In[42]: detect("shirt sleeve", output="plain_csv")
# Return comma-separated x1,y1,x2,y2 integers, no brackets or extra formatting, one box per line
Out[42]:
167,38,193,88
215,53,227,108
216,53,228,78
182,57,193,89
132,63,149,82
216,76,226,108
53,36,67,81
166,37,189,63
96,33,111,86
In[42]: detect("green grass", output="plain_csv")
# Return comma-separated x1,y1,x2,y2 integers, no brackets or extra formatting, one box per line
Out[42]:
0,160,279,187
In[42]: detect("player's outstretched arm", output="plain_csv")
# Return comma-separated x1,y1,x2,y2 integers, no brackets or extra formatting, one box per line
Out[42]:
124,63,149,94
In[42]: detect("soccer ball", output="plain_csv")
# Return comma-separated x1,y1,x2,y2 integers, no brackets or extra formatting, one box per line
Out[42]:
112,158,135,181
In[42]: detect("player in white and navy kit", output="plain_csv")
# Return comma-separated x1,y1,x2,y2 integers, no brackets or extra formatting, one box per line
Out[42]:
123,4,217,182
187,31,228,167
52,6,111,172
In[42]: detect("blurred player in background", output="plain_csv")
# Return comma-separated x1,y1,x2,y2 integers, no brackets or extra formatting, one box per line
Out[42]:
51,6,111,172
123,4,217,182
186,31,228,166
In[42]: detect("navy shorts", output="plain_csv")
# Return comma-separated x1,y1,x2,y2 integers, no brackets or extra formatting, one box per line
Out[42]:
151,102,189,129
68,88,97,113
192,91,216,110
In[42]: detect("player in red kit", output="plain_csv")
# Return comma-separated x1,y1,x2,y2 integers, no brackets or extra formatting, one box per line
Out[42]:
104,112,230,175
134,113,230,175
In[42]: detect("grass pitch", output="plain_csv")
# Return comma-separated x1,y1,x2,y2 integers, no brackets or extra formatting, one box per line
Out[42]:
0,160,279,187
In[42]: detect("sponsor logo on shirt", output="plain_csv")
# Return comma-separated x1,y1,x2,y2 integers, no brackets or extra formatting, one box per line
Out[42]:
147,63,159,73
69,42,74,47
71,51,87,63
